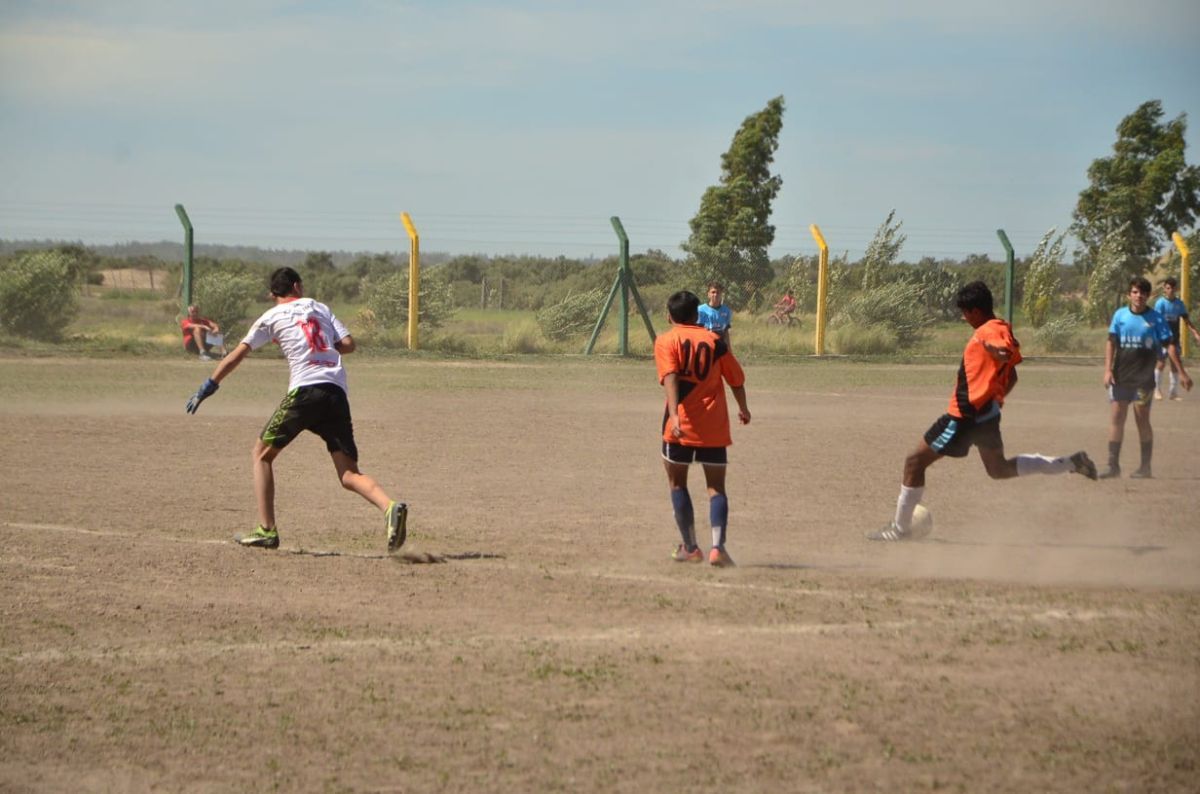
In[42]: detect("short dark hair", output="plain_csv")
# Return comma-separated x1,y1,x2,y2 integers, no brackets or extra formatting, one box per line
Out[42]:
1129,276,1151,295
1163,276,1179,289
706,282,723,291
270,267,302,297
667,290,700,324
955,280,994,314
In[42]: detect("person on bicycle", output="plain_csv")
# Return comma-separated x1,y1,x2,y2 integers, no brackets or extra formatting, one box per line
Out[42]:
771,290,797,325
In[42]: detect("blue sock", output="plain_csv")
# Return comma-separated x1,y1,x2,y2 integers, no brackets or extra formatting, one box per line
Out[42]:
670,488,695,549
709,493,728,548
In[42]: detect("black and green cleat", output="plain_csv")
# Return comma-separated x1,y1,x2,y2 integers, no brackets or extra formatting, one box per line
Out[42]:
236,525,279,549
385,501,408,552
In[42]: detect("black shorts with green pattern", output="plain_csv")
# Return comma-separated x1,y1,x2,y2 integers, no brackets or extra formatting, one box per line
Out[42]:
260,383,358,460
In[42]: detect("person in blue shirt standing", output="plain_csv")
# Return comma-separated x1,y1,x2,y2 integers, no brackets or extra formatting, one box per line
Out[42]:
1101,276,1192,479
697,282,733,348
1152,277,1200,401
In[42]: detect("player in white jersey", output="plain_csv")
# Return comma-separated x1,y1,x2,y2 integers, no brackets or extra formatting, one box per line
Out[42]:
185,267,407,552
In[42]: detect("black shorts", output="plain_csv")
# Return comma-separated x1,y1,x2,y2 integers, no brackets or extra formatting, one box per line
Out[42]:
923,413,1002,458
662,441,727,465
261,383,359,460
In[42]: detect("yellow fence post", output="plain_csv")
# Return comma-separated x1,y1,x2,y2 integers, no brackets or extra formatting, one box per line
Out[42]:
1173,232,1191,358
810,224,830,356
401,212,420,351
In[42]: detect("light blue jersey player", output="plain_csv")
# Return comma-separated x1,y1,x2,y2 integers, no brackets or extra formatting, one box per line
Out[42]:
1101,276,1192,479
1152,277,1200,400
697,282,733,347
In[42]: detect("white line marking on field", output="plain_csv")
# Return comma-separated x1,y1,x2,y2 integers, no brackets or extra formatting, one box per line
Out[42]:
3,522,228,545
4,521,1150,616
2,605,1131,667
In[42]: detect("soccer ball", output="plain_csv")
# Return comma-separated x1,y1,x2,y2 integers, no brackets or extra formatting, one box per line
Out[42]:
909,504,933,539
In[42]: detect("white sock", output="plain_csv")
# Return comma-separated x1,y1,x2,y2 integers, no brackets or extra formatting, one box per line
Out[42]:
1155,369,1161,389
1169,372,1179,394
893,485,924,530
1015,454,1071,476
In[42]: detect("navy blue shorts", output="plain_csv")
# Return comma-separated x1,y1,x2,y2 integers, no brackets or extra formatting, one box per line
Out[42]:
1108,384,1153,407
261,383,359,460
923,413,1002,458
662,441,727,466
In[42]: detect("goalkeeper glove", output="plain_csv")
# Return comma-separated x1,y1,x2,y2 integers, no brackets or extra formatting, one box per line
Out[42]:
186,378,219,414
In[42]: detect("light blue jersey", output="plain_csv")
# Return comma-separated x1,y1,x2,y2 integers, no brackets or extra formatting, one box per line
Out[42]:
697,303,732,334
1153,296,1188,340
1108,305,1171,388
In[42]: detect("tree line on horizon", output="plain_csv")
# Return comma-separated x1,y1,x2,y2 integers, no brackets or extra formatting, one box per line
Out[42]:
1,99,1197,349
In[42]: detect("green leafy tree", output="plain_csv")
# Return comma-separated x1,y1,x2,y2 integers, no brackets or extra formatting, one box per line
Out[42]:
682,96,785,309
861,209,906,291
305,250,359,303
535,288,608,341
52,243,102,283
908,263,962,321
350,253,399,283
783,255,817,312
1085,222,1132,326
0,250,80,340
834,281,929,349
193,271,262,340
1022,229,1066,329
1072,100,1200,272
823,252,853,314
364,270,456,330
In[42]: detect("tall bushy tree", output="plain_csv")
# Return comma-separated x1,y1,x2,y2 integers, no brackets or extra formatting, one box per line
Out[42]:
1085,222,1131,326
193,271,262,340
364,270,456,330
0,250,80,340
1022,229,1066,328
1072,100,1200,272
860,209,906,291
682,96,785,309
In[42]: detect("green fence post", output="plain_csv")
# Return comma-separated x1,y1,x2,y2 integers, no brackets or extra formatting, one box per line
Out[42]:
996,229,1015,325
584,216,656,355
175,204,194,310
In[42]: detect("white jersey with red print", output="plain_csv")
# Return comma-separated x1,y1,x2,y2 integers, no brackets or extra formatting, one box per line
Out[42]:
240,297,350,393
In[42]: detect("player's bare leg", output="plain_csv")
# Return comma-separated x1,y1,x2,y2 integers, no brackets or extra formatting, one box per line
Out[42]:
977,444,1018,480
237,439,283,548
902,441,941,488
331,450,391,510
252,439,282,530
870,441,940,541
332,451,407,550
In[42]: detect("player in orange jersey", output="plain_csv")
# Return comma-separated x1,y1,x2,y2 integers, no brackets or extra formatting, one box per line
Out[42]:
655,290,751,566
868,281,1097,542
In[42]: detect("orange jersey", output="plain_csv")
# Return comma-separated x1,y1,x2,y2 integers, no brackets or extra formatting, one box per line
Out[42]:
947,318,1022,419
655,323,746,446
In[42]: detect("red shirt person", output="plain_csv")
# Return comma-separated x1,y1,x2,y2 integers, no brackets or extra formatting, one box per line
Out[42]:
181,305,225,360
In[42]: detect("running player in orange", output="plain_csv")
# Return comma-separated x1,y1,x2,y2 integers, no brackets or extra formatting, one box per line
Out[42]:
655,290,751,566
868,281,1097,541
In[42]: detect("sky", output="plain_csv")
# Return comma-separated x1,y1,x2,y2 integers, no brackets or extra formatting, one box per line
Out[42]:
1,0,1198,262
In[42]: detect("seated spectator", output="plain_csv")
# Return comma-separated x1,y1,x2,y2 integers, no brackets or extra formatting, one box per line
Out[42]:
181,305,226,361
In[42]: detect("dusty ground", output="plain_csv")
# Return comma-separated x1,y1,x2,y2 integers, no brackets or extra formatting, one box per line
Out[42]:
1,355,1197,792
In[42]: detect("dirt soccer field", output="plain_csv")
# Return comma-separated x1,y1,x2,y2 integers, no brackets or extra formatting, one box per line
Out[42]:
2,355,1198,792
